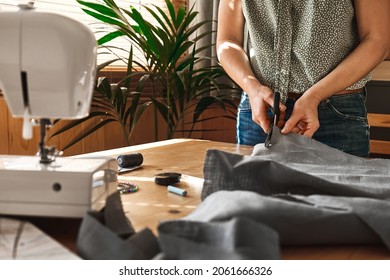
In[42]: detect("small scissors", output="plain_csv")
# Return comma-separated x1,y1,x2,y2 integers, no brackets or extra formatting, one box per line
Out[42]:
265,91,280,148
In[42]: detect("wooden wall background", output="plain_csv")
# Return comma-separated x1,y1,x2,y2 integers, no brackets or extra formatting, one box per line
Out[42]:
0,96,237,156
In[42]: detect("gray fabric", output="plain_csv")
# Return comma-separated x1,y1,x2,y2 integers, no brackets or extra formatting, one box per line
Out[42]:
76,129,390,259
104,191,135,238
252,127,390,188
197,128,390,249
76,192,280,260
158,218,280,259
186,191,390,247
77,192,160,260
202,127,390,200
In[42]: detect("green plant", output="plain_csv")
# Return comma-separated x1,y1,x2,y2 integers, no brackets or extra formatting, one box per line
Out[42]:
50,54,149,150
50,0,240,150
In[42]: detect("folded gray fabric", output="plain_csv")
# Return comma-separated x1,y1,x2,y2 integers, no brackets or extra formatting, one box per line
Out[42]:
104,191,135,238
77,192,160,260
186,191,389,247
158,218,280,260
253,127,390,189
202,127,390,200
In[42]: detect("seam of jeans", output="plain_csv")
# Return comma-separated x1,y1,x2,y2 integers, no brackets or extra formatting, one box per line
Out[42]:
324,99,366,122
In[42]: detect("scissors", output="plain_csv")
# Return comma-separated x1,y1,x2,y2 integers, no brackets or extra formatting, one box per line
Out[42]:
265,91,281,148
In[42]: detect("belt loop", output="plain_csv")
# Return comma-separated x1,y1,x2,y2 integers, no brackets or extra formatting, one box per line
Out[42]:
318,98,329,109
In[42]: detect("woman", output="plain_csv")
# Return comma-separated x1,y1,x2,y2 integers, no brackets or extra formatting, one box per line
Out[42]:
217,0,390,157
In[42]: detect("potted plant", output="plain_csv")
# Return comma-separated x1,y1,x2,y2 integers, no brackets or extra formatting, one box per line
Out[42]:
50,0,240,150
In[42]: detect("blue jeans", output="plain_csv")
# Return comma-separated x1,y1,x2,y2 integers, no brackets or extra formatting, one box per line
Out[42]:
236,90,370,157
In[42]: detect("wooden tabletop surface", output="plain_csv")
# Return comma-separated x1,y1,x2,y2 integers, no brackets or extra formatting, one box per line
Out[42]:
22,138,390,260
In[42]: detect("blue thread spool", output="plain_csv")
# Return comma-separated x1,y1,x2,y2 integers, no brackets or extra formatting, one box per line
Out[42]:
167,185,187,197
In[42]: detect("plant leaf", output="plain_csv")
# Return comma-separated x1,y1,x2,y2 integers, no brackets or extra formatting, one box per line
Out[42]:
97,30,124,45
77,0,119,19
80,8,126,29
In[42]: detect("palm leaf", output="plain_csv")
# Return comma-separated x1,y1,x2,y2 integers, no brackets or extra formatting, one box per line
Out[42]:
152,5,175,34
80,8,126,29
165,0,177,26
77,1,119,19
97,30,124,45
50,111,115,138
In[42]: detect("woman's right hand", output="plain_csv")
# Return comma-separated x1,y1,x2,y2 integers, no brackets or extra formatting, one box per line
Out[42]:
248,85,286,133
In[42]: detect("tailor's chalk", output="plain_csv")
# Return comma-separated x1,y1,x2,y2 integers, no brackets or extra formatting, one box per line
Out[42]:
167,185,187,197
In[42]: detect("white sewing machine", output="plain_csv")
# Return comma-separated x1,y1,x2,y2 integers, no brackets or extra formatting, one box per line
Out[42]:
0,3,117,218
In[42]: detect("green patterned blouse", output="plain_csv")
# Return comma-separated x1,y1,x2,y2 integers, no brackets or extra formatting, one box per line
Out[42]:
242,0,370,102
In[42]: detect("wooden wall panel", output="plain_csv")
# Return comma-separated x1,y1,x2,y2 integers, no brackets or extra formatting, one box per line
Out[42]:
368,113,390,128
50,120,83,157
370,140,390,155
80,118,107,154
103,121,128,151
7,113,40,155
1,95,240,156
372,61,390,81
201,103,238,144
0,98,9,154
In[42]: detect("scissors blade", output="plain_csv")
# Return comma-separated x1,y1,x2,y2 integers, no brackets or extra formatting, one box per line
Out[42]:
265,91,281,148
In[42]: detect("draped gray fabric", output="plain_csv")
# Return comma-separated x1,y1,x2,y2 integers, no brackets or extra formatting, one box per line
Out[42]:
202,127,390,200
77,129,390,259
158,217,281,259
160,129,390,257
77,192,160,260
77,192,277,260
186,191,390,247
194,127,390,250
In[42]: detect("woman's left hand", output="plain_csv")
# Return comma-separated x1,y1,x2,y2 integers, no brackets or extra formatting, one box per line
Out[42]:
281,95,320,137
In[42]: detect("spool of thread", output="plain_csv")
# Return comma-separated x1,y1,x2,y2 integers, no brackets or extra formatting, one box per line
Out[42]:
117,153,143,168
154,172,181,186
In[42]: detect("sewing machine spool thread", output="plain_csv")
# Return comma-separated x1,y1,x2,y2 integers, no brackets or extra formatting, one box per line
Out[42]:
117,153,143,168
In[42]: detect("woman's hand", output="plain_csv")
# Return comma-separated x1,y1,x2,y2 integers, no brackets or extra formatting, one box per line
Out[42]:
248,85,286,133
281,95,320,137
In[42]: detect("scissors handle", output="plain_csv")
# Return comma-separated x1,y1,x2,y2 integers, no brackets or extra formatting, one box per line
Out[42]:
265,91,281,148
273,91,281,125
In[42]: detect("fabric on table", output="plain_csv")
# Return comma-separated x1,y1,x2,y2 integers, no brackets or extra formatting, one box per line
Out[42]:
104,190,135,238
76,129,390,259
186,191,390,247
196,127,390,250
237,91,370,157
157,217,280,260
76,192,160,260
202,127,390,200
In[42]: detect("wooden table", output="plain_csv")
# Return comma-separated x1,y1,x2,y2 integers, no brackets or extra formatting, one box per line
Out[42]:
25,139,390,259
